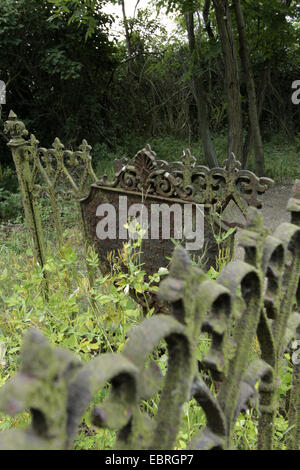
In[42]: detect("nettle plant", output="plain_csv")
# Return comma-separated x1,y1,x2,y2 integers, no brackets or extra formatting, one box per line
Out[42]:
0,180,300,450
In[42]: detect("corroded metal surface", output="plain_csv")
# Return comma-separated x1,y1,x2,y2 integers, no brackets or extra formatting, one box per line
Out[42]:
1,182,300,450
80,145,274,279
81,186,217,276
98,144,273,213
4,111,98,203
4,111,99,290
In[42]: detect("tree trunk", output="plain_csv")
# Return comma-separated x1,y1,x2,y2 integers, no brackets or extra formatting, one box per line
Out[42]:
213,0,243,160
203,0,224,81
121,1,132,61
242,60,270,169
185,12,219,168
233,0,265,176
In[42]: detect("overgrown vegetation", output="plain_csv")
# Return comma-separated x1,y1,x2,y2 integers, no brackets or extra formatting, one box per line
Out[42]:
0,0,299,168
0,200,296,450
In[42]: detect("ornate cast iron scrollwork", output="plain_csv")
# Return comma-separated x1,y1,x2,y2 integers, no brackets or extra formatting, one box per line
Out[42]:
98,144,274,218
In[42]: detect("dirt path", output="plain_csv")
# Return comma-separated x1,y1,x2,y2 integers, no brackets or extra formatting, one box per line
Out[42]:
233,183,293,260
259,183,293,231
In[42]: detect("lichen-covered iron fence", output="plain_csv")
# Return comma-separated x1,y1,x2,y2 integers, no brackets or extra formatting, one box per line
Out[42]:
4,111,99,290
0,181,300,450
4,111,273,297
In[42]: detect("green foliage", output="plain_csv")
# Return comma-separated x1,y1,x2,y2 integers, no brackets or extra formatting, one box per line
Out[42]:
40,46,83,80
0,221,169,448
156,0,201,15
240,0,299,61
0,166,22,222
0,0,117,164
0,212,296,449
1,0,298,171
248,134,300,183
0,188,22,222
0,165,19,193
48,0,113,40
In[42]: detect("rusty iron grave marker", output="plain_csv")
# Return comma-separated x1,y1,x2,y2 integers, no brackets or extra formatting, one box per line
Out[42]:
80,145,273,310
81,186,206,275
